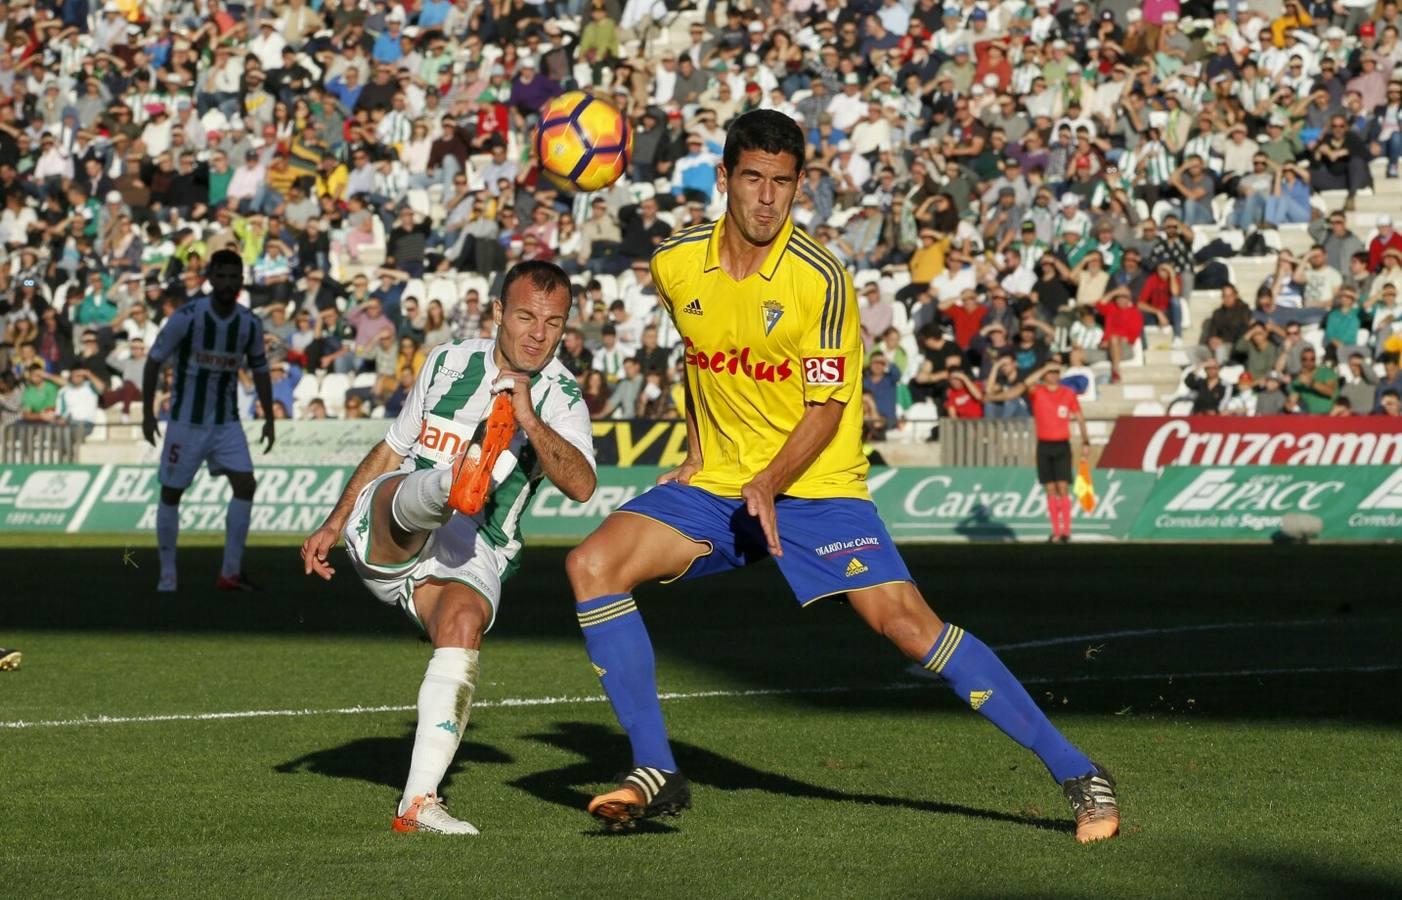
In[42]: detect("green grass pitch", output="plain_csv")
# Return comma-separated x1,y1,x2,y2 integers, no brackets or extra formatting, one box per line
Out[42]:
2,540,1400,898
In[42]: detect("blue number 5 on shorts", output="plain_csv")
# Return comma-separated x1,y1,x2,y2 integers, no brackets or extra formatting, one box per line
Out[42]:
618,481,912,606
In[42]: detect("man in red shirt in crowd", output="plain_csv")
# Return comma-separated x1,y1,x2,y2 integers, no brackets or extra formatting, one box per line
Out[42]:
1368,214,1402,272
944,288,989,350
945,361,985,419
1023,362,1089,543
1096,286,1143,383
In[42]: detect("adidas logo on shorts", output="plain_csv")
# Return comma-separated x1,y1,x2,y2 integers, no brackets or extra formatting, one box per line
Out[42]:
845,557,868,577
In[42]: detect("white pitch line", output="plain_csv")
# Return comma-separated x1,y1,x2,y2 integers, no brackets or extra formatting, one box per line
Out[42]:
2,665,1398,732
990,617,1367,652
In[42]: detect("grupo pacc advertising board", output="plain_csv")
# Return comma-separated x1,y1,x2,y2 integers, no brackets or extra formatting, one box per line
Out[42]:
1130,466,1402,540
1098,416,1402,470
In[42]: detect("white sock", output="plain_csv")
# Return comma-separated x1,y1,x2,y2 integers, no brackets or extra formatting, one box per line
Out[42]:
222,497,252,579
399,647,479,815
390,467,454,533
156,501,179,577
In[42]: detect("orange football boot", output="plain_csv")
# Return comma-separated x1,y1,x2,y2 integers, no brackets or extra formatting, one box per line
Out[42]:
447,392,517,516
588,767,691,832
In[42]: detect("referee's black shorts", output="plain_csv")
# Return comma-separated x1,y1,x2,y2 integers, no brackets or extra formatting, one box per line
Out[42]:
1036,440,1073,485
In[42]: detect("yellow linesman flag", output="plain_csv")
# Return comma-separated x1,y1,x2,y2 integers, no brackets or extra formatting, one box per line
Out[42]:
1073,458,1096,513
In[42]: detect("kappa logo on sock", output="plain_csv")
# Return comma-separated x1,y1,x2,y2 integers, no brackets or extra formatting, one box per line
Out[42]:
845,557,869,577
969,689,993,710
435,720,459,735
591,663,607,678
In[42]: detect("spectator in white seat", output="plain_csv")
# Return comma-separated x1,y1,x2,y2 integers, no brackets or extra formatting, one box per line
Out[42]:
57,368,104,431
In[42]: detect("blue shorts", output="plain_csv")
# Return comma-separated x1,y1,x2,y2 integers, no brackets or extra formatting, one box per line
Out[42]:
618,482,913,606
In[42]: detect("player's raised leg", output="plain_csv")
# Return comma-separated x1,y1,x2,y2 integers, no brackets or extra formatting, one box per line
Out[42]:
565,507,711,829
844,582,1119,843
392,579,490,836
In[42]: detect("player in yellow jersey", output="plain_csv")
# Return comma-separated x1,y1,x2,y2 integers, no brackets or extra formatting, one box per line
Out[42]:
566,111,1119,843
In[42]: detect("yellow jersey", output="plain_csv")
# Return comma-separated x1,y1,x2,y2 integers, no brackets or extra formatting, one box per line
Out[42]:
650,215,869,501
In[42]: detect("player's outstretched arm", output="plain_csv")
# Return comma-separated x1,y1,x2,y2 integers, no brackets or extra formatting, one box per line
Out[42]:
495,372,596,502
742,398,846,558
301,440,403,580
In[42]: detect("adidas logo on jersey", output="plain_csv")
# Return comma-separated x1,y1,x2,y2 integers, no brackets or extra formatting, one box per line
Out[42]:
845,557,869,577
683,298,704,315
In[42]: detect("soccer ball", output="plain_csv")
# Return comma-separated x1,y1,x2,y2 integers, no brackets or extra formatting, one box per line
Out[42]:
535,91,633,193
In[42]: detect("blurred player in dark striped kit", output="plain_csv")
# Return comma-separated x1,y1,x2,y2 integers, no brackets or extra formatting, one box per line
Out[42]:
142,249,276,593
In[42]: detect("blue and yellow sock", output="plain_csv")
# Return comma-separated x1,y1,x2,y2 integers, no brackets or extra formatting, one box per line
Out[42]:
576,594,678,773
923,623,1093,784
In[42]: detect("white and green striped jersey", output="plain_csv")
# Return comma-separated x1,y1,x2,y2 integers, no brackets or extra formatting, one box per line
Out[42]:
384,339,595,576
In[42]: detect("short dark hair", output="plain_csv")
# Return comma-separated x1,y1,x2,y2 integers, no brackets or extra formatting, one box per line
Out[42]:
722,109,805,175
209,248,243,271
498,259,571,311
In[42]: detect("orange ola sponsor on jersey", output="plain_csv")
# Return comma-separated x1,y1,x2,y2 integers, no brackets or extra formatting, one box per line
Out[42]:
416,414,473,464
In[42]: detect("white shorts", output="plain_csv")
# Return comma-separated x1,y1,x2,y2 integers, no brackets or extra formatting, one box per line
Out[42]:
158,421,254,489
343,472,504,632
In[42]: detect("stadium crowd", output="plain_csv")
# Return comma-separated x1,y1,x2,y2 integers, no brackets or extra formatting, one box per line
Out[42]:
4,0,1402,440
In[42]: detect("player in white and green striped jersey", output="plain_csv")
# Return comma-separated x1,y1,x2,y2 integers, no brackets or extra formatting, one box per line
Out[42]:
301,261,597,835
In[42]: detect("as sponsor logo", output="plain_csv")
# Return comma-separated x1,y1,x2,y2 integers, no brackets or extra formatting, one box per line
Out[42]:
416,414,474,465
815,536,881,558
803,356,845,385
683,338,794,383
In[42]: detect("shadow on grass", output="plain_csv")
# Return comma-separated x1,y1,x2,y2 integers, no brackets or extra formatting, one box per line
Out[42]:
1222,851,1402,898
509,721,1071,836
273,733,513,793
